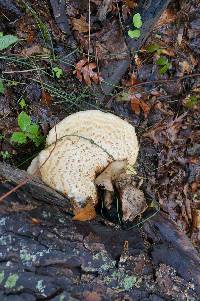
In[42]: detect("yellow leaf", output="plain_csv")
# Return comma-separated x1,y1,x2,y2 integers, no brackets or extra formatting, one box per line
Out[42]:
73,202,96,221
72,16,89,33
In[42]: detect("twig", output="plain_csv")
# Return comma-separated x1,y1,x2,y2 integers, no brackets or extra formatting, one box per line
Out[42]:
128,73,200,88
87,0,91,63
2,68,44,74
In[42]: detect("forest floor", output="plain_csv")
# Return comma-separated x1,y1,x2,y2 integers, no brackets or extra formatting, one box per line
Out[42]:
0,1,200,300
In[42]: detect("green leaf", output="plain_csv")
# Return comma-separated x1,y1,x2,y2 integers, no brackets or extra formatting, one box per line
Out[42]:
26,123,39,135
4,274,19,289
128,29,141,39
132,13,142,28
0,134,4,141
1,151,11,160
185,96,199,108
156,56,168,66
159,62,171,74
11,132,27,144
146,44,160,53
0,79,4,94
31,135,45,147
18,111,31,131
53,67,63,79
18,98,26,109
0,35,19,51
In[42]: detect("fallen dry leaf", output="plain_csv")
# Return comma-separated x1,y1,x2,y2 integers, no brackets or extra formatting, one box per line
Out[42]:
73,202,96,221
41,91,52,106
155,8,177,28
124,0,138,9
160,48,175,57
31,217,42,225
192,208,200,229
83,291,102,301
179,60,192,75
21,44,49,57
74,58,103,86
131,97,150,117
72,15,89,33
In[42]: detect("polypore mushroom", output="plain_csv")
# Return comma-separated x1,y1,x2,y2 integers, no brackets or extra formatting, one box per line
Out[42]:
27,110,139,208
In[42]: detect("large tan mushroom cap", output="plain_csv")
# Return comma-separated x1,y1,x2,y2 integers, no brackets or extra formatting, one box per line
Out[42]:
27,110,139,205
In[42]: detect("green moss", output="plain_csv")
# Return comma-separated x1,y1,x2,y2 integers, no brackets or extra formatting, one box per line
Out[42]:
92,252,115,271
4,274,19,288
36,280,45,293
104,270,137,291
20,249,34,262
121,275,137,290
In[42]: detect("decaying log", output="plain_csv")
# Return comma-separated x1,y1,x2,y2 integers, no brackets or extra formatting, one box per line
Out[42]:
0,162,200,300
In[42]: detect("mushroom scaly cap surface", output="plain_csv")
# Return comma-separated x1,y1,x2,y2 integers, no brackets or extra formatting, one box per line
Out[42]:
27,110,139,205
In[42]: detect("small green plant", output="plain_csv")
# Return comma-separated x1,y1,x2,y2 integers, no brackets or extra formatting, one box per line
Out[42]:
146,44,172,75
0,79,4,94
18,98,26,109
0,151,11,160
0,34,19,51
146,43,162,54
11,111,44,147
0,134,4,141
185,96,199,108
156,56,171,74
128,13,143,39
53,67,63,79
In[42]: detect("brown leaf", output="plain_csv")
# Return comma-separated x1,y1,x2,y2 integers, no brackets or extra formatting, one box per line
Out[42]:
31,218,41,225
192,209,200,229
72,16,89,33
131,97,150,117
124,0,137,9
74,59,103,86
156,8,177,28
27,29,36,44
21,45,49,57
41,91,52,106
83,291,102,301
160,48,175,57
73,203,96,221
130,97,141,115
75,58,88,71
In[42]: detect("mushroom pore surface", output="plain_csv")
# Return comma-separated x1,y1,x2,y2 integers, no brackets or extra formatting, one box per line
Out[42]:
27,110,139,205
